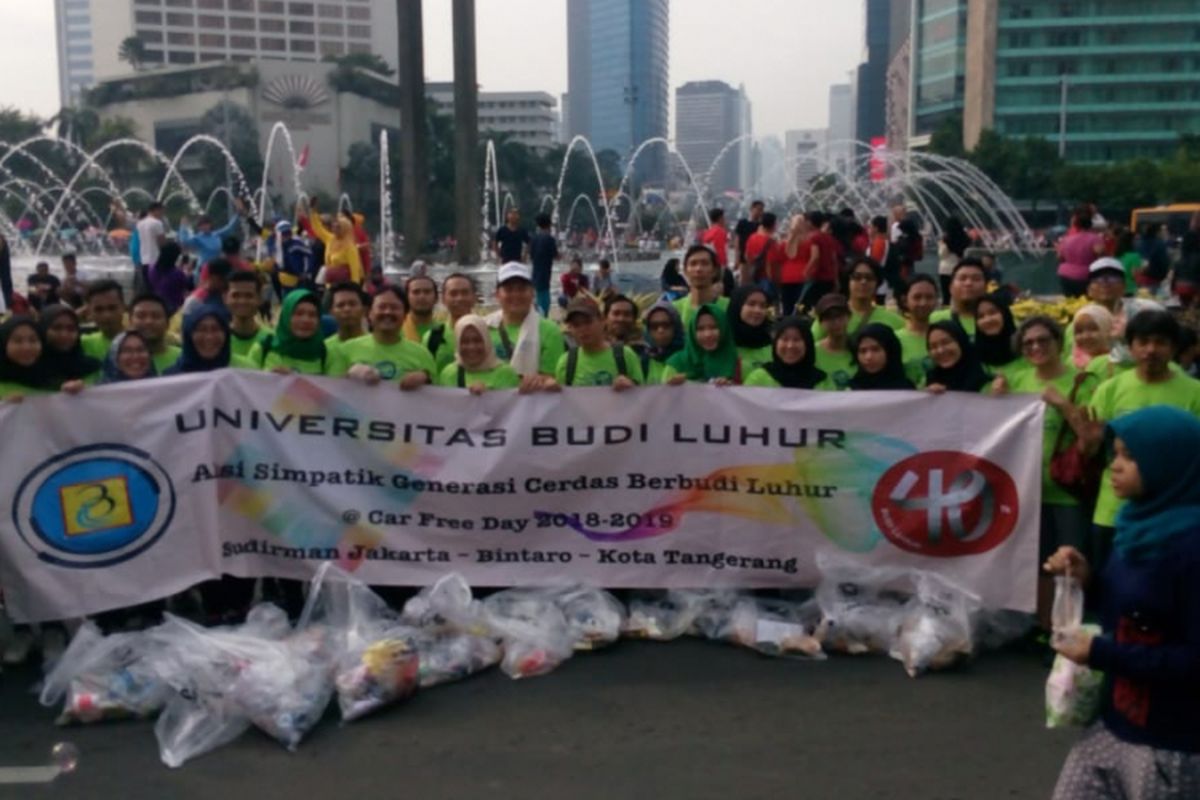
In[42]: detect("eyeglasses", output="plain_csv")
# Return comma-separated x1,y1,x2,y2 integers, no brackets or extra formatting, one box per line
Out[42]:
1021,336,1054,352
849,273,876,282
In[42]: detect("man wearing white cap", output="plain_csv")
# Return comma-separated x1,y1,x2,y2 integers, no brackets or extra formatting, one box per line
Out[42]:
1064,257,1164,369
487,261,565,389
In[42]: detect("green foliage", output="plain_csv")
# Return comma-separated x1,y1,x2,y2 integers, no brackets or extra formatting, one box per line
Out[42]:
118,36,146,71
322,52,394,77
194,101,265,211
86,64,258,107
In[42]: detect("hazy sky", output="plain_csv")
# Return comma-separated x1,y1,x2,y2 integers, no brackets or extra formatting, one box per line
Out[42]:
0,1,863,140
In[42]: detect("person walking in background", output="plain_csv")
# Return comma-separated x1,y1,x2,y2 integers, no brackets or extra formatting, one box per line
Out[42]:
938,216,971,305
493,208,530,264
559,256,589,308
701,208,729,272
1135,222,1171,293
1057,209,1106,298
147,241,191,315
530,213,559,316
744,213,783,291
734,200,764,270
134,202,167,295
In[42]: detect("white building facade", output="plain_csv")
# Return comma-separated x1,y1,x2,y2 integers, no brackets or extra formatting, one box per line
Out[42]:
425,84,560,151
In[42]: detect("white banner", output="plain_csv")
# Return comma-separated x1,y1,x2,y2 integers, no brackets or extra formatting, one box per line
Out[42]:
0,372,1045,621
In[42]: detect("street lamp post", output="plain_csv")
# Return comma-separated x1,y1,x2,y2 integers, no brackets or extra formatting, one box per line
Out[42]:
1058,74,1069,159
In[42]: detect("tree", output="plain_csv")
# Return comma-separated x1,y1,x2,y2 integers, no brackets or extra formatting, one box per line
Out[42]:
118,36,147,72
49,106,99,147
927,115,965,159
196,101,264,215
323,52,394,77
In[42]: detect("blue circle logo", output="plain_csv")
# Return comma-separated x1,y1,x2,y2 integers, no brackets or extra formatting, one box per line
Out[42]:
12,444,176,568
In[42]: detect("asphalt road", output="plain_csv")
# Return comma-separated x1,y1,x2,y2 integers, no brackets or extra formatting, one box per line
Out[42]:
1,639,1076,800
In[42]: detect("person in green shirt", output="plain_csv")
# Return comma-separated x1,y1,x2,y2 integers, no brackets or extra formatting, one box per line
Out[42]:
129,293,182,374
163,304,258,374
929,257,987,338
80,279,127,360
1078,309,1200,569
663,303,740,385
604,294,648,367
896,274,938,387
744,315,834,390
641,301,685,385
424,273,478,372
673,244,730,326
329,284,436,390
0,316,62,401
555,296,642,389
811,256,906,340
39,304,101,387
488,261,565,388
995,315,1096,625
924,321,992,394
812,293,855,390
325,281,368,356
99,331,157,383
225,271,272,359
728,285,774,374
436,314,520,393
1066,303,1115,373
974,293,1029,385
404,274,440,342
848,324,916,391
249,289,329,375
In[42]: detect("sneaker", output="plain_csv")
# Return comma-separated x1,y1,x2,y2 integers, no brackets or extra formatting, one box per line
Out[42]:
41,626,68,666
2,628,35,665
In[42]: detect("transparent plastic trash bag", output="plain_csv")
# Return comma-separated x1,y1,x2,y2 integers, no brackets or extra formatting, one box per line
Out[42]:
814,553,912,655
622,590,710,641
1045,575,1103,728
890,572,981,677
482,589,576,679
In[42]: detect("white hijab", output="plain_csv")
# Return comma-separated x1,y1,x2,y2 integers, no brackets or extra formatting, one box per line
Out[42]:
454,314,501,371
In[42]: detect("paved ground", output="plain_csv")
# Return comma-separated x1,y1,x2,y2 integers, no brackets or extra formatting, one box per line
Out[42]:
1,639,1076,800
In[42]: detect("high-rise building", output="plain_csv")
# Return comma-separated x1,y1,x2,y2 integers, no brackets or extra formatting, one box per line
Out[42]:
827,83,856,173
674,81,752,194
884,0,914,151
855,0,892,146
908,0,1199,163
425,84,560,151
784,128,828,190
565,0,670,181
54,0,399,108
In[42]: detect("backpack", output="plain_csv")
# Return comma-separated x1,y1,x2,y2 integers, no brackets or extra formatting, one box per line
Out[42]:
564,344,627,386
426,323,447,356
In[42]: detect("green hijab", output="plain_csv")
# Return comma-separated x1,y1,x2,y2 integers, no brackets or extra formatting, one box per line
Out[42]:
666,303,740,382
269,290,326,362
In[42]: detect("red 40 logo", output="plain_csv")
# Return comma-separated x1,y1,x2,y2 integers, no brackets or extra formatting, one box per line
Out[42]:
871,451,1019,557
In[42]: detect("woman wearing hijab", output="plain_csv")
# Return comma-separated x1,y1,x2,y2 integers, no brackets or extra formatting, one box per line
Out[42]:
436,314,520,393
308,202,364,285
728,285,774,374
100,331,157,383
642,301,685,385
925,321,992,394
848,323,916,391
0,317,56,401
148,240,191,315
164,304,256,375
39,304,101,387
1067,304,1122,381
248,289,328,375
663,304,741,385
974,293,1026,383
659,257,687,301
1045,406,1200,799
744,316,832,390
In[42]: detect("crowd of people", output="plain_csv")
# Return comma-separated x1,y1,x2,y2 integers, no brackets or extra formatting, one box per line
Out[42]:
1,196,1198,797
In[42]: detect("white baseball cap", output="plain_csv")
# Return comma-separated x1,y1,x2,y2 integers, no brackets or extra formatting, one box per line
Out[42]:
497,261,532,285
1089,257,1125,278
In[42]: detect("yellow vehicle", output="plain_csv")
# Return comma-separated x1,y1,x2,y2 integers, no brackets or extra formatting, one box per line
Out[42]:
1130,204,1200,238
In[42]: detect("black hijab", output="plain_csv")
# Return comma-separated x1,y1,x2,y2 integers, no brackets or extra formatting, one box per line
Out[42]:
925,320,991,392
763,316,826,389
39,304,101,384
974,293,1019,367
0,234,13,308
729,285,773,349
0,316,51,389
849,323,915,390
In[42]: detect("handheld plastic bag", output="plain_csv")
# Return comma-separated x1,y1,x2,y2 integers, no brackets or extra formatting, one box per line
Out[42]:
890,572,981,677
1045,575,1103,728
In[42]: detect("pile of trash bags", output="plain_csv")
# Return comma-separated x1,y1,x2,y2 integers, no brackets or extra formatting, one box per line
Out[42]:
37,556,1033,768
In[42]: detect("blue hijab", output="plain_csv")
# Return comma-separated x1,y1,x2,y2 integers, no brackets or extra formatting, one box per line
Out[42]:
165,304,232,375
100,331,158,384
1110,406,1200,562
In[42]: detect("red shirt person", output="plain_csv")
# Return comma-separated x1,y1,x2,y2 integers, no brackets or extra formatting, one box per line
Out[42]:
743,212,785,287
700,208,729,269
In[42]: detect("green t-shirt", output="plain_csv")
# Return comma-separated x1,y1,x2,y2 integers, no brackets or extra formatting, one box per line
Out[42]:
248,342,327,375
1008,367,1097,507
814,342,854,390
743,367,837,391
737,344,774,375
1085,355,1129,383
811,306,907,341
81,331,116,361
423,323,457,372
0,382,53,400
490,318,566,377
1088,370,1200,526
930,308,976,338
990,358,1032,384
644,358,668,386
152,345,182,374
896,327,931,388
230,325,273,360
327,334,437,382
673,295,730,327
436,362,521,390
555,345,645,387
